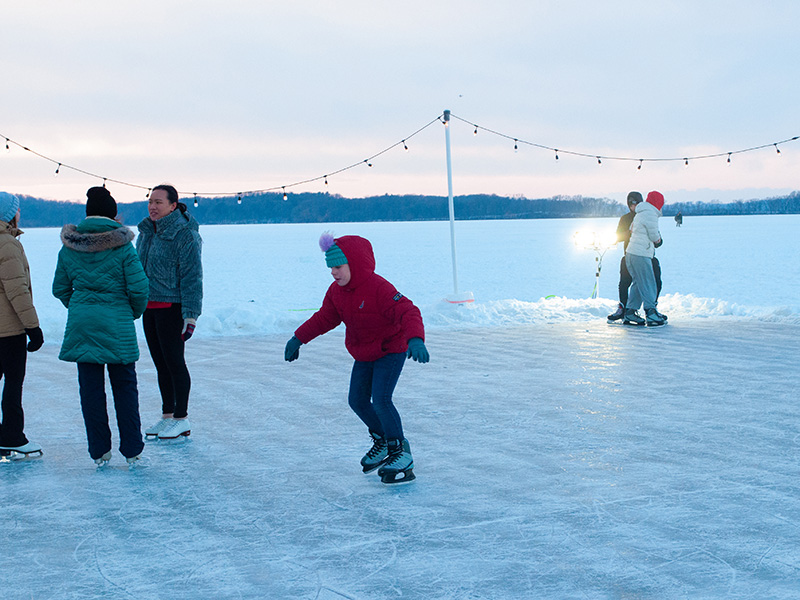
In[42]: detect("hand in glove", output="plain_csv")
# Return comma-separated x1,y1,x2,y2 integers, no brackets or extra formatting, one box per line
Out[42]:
407,337,429,363
181,318,197,342
654,237,663,248
285,336,302,362
25,327,44,352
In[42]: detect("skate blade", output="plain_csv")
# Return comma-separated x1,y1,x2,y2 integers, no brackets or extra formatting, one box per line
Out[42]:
158,430,192,442
622,321,646,327
8,450,43,462
362,458,390,474
380,468,416,484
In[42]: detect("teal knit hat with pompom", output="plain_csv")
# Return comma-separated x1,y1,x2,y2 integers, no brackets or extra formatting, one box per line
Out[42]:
319,232,347,267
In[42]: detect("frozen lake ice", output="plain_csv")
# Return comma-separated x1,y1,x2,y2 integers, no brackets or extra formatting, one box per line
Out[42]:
2,215,799,599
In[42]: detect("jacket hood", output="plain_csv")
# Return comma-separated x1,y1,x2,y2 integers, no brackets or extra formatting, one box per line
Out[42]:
138,208,199,240
61,219,134,253
334,235,375,289
636,201,661,217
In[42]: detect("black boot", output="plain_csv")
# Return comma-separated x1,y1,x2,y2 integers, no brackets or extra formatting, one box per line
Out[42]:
607,303,625,321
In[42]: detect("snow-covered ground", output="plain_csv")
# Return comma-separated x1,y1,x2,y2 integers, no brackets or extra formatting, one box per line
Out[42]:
3,215,800,599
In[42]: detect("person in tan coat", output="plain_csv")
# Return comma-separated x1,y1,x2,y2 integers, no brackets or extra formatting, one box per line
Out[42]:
0,192,44,458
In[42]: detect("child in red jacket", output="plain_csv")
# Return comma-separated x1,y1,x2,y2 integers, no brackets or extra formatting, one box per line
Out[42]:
284,233,429,484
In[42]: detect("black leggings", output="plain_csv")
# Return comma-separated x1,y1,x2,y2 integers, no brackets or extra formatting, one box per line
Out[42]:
143,305,191,419
0,334,28,447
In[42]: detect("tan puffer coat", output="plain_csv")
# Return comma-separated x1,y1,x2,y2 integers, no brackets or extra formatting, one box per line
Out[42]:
0,222,39,337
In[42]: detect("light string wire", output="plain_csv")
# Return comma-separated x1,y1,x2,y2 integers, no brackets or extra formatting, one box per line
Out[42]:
0,116,441,200
450,113,799,166
2,112,798,201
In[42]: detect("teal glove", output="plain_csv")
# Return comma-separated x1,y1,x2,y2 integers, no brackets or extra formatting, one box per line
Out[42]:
407,337,429,363
285,336,302,362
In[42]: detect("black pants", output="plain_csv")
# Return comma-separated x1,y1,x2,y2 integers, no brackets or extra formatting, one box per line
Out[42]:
618,256,662,306
143,305,191,419
78,362,144,460
0,334,28,448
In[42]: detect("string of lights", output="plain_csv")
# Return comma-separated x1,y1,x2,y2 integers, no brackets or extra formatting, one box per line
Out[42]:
2,112,798,204
0,116,441,203
450,113,799,169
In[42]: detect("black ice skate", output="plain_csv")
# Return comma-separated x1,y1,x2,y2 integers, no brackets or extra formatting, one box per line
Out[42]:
361,432,389,473
607,303,625,322
377,438,415,484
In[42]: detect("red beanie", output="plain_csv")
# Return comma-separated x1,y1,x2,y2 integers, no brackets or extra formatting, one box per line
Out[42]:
646,191,665,211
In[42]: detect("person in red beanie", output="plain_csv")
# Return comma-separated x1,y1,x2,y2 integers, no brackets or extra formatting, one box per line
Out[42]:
607,191,664,322
283,233,429,484
623,191,667,326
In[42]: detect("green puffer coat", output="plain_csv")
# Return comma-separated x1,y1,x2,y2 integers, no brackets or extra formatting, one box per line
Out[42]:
53,217,149,364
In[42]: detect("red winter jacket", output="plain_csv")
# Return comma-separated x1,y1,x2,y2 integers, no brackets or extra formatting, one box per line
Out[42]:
294,236,425,362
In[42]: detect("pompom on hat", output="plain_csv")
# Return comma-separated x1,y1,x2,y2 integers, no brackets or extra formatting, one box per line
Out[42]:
0,191,20,223
86,186,117,219
646,191,665,211
319,231,347,267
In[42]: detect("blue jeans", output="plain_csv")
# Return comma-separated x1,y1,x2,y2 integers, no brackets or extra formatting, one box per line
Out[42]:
348,352,406,441
77,363,144,460
625,253,659,311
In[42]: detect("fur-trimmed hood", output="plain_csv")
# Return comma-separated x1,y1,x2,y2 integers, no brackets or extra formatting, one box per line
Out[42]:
60,218,135,253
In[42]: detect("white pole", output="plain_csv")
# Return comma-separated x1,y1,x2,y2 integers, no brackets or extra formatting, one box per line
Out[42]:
444,110,459,295
442,110,474,304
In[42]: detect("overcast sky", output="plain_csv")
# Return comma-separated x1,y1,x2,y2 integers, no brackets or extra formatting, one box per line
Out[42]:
1,1,798,205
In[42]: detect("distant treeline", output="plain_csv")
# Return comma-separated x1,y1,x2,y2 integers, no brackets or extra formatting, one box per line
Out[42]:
15,190,800,228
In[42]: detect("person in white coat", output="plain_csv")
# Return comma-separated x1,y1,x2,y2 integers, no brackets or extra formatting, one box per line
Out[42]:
624,191,666,326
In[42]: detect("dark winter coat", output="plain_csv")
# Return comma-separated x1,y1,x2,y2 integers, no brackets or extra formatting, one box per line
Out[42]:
295,235,425,362
615,211,635,252
0,221,39,338
53,217,149,364
136,208,203,320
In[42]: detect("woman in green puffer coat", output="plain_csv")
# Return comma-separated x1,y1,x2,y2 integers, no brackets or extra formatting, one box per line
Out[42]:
52,187,149,467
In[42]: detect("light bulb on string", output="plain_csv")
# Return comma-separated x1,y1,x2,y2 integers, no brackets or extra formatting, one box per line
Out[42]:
193,194,198,208
4,139,9,153
554,150,559,161
473,125,478,136
145,189,151,200
513,139,518,152
282,187,288,201
237,194,242,205
103,178,107,188
403,140,408,151
596,156,602,165
727,153,732,164
364,159,372,167
774,143,781,154
324,175,328,186
637,159,643,170
54,163,61,177
684,158,689,167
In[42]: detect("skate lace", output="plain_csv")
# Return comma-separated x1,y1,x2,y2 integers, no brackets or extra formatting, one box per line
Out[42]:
366,438,387,459
384,447,405,467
